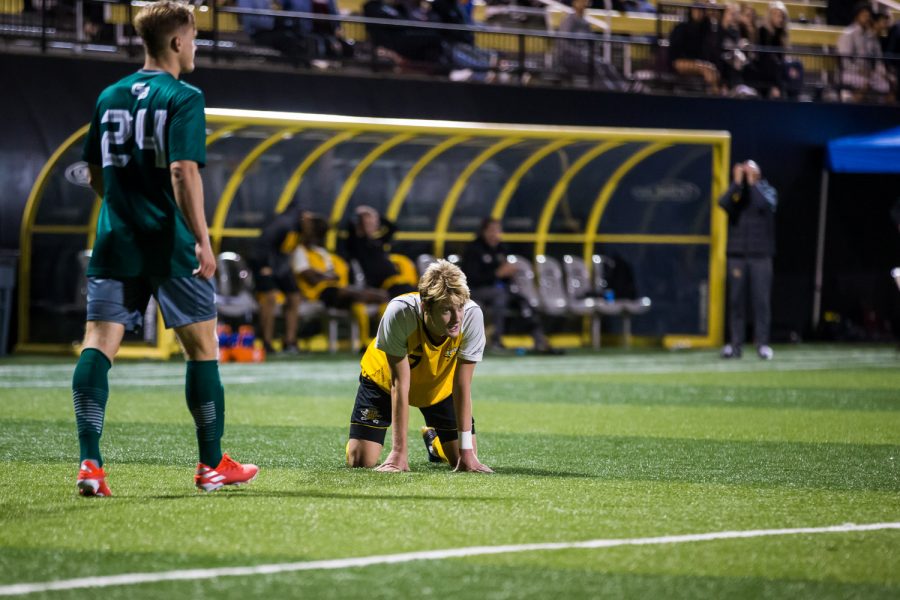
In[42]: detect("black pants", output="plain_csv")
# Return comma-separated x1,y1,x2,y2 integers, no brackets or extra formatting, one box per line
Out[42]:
727,256,772,347
471,284,547,347
251,29,309,64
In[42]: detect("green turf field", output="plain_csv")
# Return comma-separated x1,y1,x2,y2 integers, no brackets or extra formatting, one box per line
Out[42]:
0,346,898,598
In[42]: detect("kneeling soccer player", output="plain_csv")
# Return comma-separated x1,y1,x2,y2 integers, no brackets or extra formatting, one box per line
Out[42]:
346,260,493,473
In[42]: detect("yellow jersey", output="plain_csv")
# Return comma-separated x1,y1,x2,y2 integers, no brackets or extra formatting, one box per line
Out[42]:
292,244,349,301
360,293,485,407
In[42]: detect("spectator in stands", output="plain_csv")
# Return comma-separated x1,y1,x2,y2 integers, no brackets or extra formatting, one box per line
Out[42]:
883,11,900,55
249,209,304,353
344,205,416,296
235,0,308,65
718,160,777,360
459,218,560,354
751,1,802,98
738,3,759,44
557,0,634,90
837,2,892,98
430,0,498,81
668,3,720,94
281,0,353,60
363,0,448,67
716,3,753,94
874,10,891,53
293,213,387,346
874,11,900,80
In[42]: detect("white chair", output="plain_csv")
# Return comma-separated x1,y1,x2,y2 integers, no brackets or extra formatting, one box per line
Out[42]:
215,252,258,323
506,255,542,313
416,253,437,276
591,254,651,347
562,254,617,349
533,255,572,318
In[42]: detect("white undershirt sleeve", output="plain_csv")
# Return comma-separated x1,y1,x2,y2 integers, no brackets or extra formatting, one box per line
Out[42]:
375,297,419,357
458,301,486,362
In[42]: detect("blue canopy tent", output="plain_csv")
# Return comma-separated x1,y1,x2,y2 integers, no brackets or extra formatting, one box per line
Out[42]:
828,126,900,174
812,127,900,328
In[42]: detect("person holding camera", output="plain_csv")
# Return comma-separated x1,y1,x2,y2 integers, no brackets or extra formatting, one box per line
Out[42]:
718,160,777,360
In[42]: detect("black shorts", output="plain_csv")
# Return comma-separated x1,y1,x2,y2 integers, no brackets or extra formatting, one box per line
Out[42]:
320,287,352,310
349,375,475,445
251,260,299,294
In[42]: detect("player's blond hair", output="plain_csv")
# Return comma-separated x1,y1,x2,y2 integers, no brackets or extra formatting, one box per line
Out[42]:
419,260,470,309
134,1,195,58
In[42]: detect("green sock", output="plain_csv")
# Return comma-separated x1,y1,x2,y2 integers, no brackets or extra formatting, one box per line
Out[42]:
72,348,111,467
185,360,224,467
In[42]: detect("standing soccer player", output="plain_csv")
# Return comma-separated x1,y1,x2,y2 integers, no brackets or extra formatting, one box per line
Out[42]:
73,0,258,496
346,260,493,473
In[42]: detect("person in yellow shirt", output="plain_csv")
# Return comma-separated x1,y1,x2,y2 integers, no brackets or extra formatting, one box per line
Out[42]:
292,213,387,345
346,260,492,473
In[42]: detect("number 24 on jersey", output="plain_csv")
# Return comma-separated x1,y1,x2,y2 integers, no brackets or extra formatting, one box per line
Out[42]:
101,108,168,169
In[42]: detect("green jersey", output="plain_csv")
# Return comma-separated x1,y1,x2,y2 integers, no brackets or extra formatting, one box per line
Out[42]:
82,70,207,278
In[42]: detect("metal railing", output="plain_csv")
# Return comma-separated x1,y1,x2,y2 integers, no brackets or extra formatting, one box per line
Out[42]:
1,0,896,102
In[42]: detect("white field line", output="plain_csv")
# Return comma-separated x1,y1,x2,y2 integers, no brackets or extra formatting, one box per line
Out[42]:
0,354,897,388
1,522,898,596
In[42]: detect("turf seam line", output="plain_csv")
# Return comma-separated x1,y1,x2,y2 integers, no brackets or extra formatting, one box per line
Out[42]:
1,522,898,596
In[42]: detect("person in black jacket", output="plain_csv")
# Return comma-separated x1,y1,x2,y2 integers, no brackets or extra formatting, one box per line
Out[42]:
668,4,721,93
363,0,447,65
718,160,778,360
249,209,305,353
459,218,557,353
344,205,416,297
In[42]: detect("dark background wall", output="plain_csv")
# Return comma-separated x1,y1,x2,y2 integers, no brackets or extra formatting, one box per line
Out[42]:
2,52,898,342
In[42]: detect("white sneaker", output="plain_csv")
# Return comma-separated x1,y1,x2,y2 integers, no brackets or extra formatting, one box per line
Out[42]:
757,345,774,360
721,344,741,359
449,69,474,82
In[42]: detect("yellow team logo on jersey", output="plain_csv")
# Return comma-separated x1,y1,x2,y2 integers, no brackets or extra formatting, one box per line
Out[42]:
360,307,464,408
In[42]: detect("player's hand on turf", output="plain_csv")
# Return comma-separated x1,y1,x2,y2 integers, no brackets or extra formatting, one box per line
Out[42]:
454,449,493,473
194,241,216,279
375,450,409,472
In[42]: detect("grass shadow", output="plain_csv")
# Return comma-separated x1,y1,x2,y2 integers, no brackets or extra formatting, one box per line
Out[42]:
492,467,599,479
141,490,503,502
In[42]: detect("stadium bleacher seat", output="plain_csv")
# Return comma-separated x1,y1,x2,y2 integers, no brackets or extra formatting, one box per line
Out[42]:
542,8,843,48
104,2,241,33
0,0,24,16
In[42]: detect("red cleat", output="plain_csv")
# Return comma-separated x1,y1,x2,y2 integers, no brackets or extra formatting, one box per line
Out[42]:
77,459,111,497
195,453,259,492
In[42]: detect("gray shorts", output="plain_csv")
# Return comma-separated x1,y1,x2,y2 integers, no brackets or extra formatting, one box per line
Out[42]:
86,276,217,331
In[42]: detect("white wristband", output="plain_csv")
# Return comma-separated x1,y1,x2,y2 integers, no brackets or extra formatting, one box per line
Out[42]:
459,430,473,450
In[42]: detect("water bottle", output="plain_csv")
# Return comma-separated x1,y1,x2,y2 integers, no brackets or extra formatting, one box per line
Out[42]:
604,289,615,303
217,324,235,362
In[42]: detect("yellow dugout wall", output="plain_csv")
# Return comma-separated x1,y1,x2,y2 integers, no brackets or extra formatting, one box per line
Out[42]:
18,109,729,357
